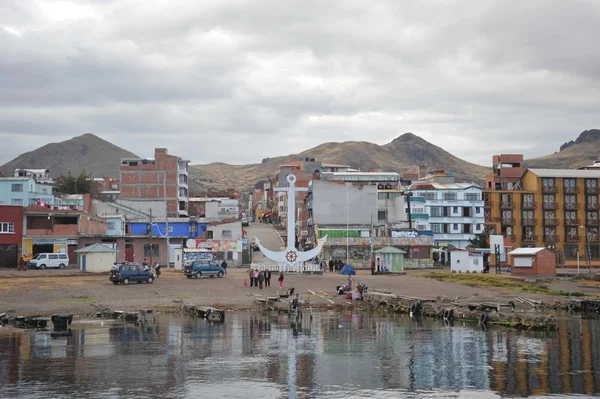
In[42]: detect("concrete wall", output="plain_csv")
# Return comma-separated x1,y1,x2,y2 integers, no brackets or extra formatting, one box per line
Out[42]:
511,249,557,276
379,196,406,223
80,252,116,273
105,216,125,236
451,251,484,273
208,221,243,240
114,199,167,218
312,180,377,225
205,202,219,219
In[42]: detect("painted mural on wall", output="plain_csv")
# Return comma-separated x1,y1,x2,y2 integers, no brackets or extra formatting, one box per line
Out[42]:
321,236,434,247
183,252,213,263
186,239,244,252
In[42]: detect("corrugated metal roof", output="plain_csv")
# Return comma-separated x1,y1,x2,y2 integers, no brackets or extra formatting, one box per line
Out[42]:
409,182,481,190
507,247,546,255
528,169,600,178
75,243,117,253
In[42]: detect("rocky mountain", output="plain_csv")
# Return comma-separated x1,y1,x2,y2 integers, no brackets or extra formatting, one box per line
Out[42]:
0,133,137,178
526,129,600,169
188,133,491,192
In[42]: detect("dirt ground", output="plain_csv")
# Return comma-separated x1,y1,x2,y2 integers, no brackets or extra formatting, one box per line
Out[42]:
2,267,595,318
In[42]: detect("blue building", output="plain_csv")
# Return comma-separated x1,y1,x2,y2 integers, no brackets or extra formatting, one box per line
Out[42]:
128,218,208,238
0,177,56,207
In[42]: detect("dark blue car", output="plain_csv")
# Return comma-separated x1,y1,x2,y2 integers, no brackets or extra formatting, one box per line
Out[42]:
110,263,154,285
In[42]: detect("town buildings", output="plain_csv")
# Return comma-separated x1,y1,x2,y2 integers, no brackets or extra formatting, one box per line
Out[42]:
0,176,57,207
485,154,525,191
407,181,485,248
119,148,190,217
484,167,600,267
0,205,24,268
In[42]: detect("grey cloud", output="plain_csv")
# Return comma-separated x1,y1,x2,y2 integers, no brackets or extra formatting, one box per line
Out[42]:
0,0,599,167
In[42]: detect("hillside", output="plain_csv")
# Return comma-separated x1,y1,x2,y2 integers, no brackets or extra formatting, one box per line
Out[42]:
526,129,600,169
0,133,137,178
189,133,491,192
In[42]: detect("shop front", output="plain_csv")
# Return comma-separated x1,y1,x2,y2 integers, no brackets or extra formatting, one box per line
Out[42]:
22,237,78,265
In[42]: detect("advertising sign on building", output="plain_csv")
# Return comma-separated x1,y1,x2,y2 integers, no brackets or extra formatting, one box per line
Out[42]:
186,239,240,252
391,231,418,238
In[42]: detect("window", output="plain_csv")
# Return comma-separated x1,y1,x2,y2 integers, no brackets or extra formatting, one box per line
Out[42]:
563,244,579,260
11,184,23,192
206,231,214,239
412,207,424,214
106,222,115,229
453,223,459,230
222,230,232,238
49,254,58,260
430,224,444,233
423,193,436,200
564,178,576,191
543,178,555,189
144,244,159,257
377,210,387,220
543,195,556,207
0,222,15,233
475,207,481,214
465,193,480,201
442,192,457,200
586,179,598,192
11,199,23,206
453,207,459,213
430,207,442,217
565,211,576,223
111,184,118,190
476,224,481,231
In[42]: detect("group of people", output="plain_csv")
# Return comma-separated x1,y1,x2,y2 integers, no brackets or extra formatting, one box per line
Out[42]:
327,259,346,273
245,269,285,290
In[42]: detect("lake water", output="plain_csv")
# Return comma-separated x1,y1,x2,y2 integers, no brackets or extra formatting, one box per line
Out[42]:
1,311,599,398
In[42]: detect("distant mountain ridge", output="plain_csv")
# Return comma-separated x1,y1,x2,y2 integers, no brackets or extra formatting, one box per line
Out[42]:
526,129,600,169
0,133,137,178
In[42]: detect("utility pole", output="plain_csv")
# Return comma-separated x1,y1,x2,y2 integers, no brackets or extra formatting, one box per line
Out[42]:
406,192,413,229
346,182,350,265
163,171,170,268
149,208,153,266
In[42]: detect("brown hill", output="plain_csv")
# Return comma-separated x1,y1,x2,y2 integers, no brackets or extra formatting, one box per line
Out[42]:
526,129,600,169
189,133,491,193
0,133,137,178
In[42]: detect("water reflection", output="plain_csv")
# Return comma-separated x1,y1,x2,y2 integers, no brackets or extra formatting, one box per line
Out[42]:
0,311,599,398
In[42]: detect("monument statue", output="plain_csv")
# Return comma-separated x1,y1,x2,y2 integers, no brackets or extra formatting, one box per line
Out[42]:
255,174,328,272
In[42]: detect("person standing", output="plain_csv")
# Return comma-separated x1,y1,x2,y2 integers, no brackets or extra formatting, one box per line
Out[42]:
221,260,228,275
278,272,284,289
329,259,334,273
265,269,271,287
320,259,327,273
254,269,260,288
249,268,254,287
258,271,265,289
376,258,381,273
18,256,25,271
370,259,375,275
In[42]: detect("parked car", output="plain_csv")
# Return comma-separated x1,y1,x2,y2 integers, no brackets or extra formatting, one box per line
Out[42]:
184,261,225,279
29,253,69,269
242,217,249,227
110,263,154,285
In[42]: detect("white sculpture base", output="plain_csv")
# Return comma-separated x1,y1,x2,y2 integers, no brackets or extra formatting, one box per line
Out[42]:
250,262,323,273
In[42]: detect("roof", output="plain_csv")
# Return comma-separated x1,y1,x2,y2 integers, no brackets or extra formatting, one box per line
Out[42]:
14,168,49,173
527,169,600,178
0,177,32,181
322,172,399,176
374,246,407,254
279,161,303,168
129,217,202,223
62,194,83,200
408,182,482,190
75,243,117,253
188,197,230,202
507,247,547,256
321,163,351,168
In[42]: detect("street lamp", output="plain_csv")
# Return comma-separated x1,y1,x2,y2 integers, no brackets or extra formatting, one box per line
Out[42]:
579,225,592,276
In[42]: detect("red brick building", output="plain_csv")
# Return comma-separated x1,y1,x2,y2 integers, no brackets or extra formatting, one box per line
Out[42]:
0,205,24,268
508,247,557,277
485,154,524,191
120,148,189,217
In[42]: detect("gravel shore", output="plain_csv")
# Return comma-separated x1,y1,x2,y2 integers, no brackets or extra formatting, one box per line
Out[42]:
2,267,586,318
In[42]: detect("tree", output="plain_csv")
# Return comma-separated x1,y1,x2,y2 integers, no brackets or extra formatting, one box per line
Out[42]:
468,232,489,249
55,171,92,194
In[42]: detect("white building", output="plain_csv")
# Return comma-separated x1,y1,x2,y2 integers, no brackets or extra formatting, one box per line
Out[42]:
407,182,484,248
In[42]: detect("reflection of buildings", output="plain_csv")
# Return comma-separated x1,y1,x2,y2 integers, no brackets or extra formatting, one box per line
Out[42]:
2,313,600,397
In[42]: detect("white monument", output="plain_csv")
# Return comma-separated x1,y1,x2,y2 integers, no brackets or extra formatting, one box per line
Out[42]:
255,174,328,272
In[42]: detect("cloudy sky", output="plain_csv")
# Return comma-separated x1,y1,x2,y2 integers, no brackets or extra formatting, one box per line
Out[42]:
1,0,599,167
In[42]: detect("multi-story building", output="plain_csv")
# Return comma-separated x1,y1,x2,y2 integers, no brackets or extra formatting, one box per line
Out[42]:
407,182,485,248
319,171,401,188
0,205,24,268
0,177,57,207
13,168,54,185
485,168,600,267
485,154,524,191
119,148,190,217
90,176,120,200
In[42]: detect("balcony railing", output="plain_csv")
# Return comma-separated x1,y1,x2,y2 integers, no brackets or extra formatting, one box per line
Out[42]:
564,202,579,210
586,202,598,210
543,235,560,243
500,201,515,209
521,234,538,242
543,186,558,193
564,218,580,226
586,219,600,226
565,235,581,242
542,202,559,210
484,200,493,208
501,218,515,225
564,186,579,194
522,218,537,226
543,219,559,226
522,202,537,210
586,186,599,194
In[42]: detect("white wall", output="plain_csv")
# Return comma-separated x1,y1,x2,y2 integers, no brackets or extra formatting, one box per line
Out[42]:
378,196,407,224
81,252,116,273
205,202,219,219
513,256,533,267
208,221,243,240
451,251,484,273
311,180,377,225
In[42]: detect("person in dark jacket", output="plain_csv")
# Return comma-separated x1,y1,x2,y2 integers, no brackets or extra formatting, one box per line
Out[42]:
329,259,334,273
265,270,271,287
221,260,228,275
258,271,265,290
249,268,254,287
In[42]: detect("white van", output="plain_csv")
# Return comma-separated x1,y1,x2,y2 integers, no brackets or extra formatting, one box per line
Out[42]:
29,253,70,269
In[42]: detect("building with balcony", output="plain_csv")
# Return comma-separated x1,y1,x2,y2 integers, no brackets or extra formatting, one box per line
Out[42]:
0,177,57,207
119,148,190,217
407,182,485,248
484,168,600,267
13,168,54,185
